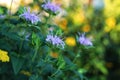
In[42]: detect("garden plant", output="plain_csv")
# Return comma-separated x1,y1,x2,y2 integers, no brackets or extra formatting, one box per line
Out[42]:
1,0,120,80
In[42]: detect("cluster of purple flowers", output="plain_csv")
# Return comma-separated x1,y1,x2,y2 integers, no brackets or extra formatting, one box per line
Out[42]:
19,6,93,48
46,34,65,49
46,32,93,49
42,2,61,14
78,33,93,46
19,8,40,24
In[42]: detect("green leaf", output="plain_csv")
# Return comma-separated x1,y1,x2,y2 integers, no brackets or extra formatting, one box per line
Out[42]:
0,7,7,14
93,59,108,75
42,64,54,75
56,29,62,36
33,26,41,31
11,55,25,74
36,59,45,67
57,55,66,69
0,7,4,14
17,6,25,14
31,32,41,47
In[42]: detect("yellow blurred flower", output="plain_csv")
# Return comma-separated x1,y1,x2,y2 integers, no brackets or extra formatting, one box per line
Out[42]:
53,0,71,8
71,10,85,25
65,37,76,47
104,17,116,32
104,0,120,17
50,52,59,58
82,25,91,32
55,18,68,30
106,17,116,28
20,70,31,76
0,49,10,62
20,0,33,6
31,5,40,13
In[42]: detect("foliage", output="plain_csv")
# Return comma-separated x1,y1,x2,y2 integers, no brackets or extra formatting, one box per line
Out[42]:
0,0,120,80
0,1,93,80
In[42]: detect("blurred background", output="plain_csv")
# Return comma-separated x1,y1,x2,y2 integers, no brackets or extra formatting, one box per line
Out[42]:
0,0,120,80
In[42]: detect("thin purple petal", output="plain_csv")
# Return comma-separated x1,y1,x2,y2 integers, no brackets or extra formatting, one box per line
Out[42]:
78,33,93,46
42,2,61,14
19,8,40,24
46,34,65,49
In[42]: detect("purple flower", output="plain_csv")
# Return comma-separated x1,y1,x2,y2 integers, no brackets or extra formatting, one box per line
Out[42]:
46,34,65,49
0,15,6,19
78,33,93,46
42,2,61,14
19,8,40,24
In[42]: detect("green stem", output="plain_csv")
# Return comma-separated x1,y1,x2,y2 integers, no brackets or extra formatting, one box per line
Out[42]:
73,53,80,63
51,53,63,77
32,47,38,62
44,13,52,30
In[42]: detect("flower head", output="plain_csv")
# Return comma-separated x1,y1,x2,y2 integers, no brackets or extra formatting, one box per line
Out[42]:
78,33,92,46
65,37,76,47
50,52,59,58
46,34,65,49
19,8,40,24
42,2,61,14
0,49,10,62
